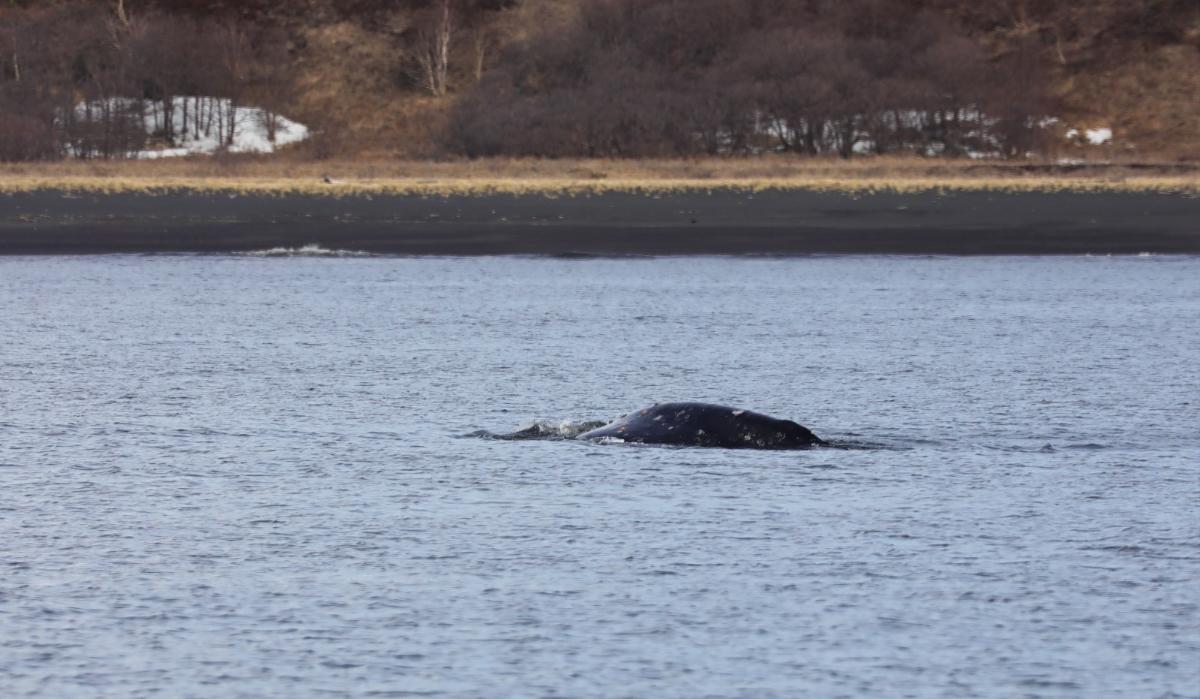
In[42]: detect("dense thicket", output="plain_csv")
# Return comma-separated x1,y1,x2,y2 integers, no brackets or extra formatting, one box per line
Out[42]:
446,0,1054,158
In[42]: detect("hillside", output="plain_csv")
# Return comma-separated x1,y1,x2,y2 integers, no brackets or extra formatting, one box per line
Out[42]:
1,0,1197,161
933,0,1200,159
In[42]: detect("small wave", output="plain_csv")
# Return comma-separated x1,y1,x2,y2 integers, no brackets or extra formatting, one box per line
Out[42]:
237,244,371,257
821,439,891,451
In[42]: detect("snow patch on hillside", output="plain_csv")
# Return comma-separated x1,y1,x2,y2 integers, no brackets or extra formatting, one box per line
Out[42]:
1065,127,1113,145
73,97,308,158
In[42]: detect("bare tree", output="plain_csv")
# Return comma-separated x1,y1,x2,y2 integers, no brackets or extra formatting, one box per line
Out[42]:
114,0,130,28
214,19,250,147
466,24,491,82
5,16,19,83
247,25,294,143
413,0,452,96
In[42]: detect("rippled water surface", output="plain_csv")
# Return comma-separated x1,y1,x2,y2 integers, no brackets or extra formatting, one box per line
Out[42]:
2,255,1198,698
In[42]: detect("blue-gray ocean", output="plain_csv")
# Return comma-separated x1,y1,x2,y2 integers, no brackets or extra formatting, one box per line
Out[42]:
2,254,1198,698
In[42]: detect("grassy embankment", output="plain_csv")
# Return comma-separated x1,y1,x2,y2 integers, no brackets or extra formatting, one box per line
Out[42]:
2,157,1199,197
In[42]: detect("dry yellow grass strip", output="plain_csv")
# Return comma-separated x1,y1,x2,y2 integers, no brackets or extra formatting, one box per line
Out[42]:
2,156,1198,195
2,176,1198,196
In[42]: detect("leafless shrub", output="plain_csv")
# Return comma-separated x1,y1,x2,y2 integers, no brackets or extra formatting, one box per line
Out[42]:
444,0,1056,159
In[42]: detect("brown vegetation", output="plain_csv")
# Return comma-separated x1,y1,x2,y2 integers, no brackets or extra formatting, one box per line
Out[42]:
446,0,1057,158
1,0,1197,163
0,2,294,160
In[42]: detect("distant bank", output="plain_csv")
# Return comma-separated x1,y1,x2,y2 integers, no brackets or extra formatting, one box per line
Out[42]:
2,185,1198,255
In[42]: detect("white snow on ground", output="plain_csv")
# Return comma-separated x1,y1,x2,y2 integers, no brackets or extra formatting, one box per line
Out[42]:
73,97,308,158
1065,126,1113,146
1084,127,1113,145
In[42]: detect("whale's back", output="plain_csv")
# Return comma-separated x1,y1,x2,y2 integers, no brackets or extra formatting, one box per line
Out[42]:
577,402,823,449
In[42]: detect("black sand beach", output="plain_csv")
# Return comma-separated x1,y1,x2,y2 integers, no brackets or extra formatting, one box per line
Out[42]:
1,188,1197,255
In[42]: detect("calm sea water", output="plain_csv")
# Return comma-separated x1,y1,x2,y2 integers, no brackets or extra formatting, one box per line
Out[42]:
2,254,1198,698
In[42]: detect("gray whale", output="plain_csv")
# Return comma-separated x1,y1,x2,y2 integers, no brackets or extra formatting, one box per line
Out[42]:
576,402,824,449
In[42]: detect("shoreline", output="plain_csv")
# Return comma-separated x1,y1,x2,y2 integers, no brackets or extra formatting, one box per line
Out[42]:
2,187,1199,256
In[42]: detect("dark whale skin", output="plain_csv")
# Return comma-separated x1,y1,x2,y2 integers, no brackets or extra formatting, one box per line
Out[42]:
577,402,825,449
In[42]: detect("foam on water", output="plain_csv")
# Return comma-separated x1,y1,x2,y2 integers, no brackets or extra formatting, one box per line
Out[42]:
237,244,372,257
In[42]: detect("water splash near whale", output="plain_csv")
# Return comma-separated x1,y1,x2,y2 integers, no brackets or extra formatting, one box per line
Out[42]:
468,419,609,441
